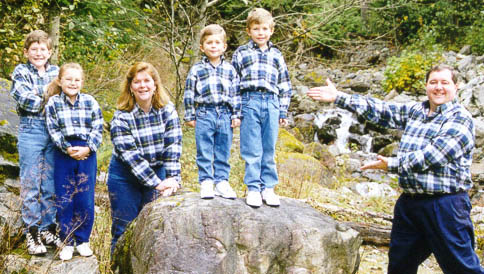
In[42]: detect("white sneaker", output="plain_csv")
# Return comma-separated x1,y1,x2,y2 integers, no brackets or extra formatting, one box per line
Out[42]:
76,242,93,257
200,180,214,199
26,226,47,255
262,188,280,207
214,181,237,199
246,191,262,208
59,245,74,260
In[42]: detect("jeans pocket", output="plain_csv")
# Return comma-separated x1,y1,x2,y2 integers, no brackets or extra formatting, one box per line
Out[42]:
241,97,249,108
18,122,33,134
269,98,280,109
196,108,207,119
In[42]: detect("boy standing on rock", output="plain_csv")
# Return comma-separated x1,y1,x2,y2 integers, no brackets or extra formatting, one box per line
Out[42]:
10,30,61,255
232,8,293,208
184,24,241,200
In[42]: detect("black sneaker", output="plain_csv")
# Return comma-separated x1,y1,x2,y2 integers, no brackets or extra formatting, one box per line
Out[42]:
41,224,62,248
26,226,47,255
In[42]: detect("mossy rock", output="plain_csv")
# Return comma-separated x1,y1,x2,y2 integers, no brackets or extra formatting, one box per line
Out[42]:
303,71,325,84
297,124,316,143
304,142,328,160
277,151,322,183
378,142,399,157
304,142,336,169
277,128,304,153
0,132,19,164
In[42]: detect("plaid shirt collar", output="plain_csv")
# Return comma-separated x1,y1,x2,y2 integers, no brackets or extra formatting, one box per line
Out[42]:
131,103,155,116
26,60,54,74
248,39,274,51
59,91,80,106
202,55,225,63
423,99,458,116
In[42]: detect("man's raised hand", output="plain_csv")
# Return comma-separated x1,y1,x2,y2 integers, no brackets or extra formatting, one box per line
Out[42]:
307,78,340,103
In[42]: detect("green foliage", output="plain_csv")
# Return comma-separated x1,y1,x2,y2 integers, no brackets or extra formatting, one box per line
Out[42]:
382,48,442,93
307,2,370,48
465,16,484,55
60,0,147,69
0,0,51,76
372,0,484,46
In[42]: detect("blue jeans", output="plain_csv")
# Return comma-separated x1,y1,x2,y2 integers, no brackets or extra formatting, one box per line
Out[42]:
240,92,280,192
54,139,96,245
195,106,232,183
389,192,484,274
107,156,164,253
17,117,56,231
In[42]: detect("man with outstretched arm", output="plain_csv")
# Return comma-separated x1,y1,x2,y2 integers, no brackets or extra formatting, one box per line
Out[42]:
307,64,484,274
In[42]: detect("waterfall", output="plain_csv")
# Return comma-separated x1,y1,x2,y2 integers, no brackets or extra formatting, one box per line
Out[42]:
314,108,373,154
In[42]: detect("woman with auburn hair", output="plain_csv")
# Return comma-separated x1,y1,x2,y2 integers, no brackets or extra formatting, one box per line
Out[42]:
107,62,182,253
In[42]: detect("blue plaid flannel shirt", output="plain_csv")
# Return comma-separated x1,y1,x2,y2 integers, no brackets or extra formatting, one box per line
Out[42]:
336,93,475,194
183,56,241,121
110,103,182,187
45,92,104,154
10,62,59,119
231,40,292,118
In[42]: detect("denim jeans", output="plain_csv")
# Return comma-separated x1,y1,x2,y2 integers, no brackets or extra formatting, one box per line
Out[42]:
195,106,232,183
54,139,96,245
240,92,280,192
17,117,56,231
107,156,164,253
389,192,484,274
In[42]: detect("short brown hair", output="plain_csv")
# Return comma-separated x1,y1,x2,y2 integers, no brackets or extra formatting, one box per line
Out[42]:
426,64,458,84
117,62,171,112
200,24,226,44
24,30,52,50
246,8,274,29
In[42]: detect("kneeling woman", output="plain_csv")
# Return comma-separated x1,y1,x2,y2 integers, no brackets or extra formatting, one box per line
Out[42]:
107,62,182,253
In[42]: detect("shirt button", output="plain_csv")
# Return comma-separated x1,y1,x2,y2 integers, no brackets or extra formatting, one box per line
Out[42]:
151,158,156,161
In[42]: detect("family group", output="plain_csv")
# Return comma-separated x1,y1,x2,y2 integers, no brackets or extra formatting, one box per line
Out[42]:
10,8,290,261
10,4,484,273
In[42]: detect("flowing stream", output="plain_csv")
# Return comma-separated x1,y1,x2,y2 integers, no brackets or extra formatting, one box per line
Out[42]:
314,108,373,154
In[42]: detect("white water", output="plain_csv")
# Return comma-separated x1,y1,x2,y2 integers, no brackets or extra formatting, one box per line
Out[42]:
314,108,372,154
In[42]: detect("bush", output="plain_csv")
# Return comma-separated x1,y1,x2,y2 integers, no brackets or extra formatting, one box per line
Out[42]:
382,48,442,93
465,17,484,55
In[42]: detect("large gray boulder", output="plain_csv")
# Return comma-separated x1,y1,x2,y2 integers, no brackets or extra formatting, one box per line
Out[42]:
3,253,99,274
0,78,19,136
113,192,361,274
0,78,19,179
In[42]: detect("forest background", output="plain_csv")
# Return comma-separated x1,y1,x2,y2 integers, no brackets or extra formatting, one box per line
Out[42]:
1,0,484,273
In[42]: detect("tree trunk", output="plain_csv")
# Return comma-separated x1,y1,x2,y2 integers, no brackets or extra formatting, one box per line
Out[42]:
361,0,369,27
189,0,208,68
48,6,61,65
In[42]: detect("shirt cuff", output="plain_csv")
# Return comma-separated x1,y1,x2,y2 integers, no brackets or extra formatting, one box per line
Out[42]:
387,157,399,173
279,110,287,119
61,141,72,154
88,141,98,153
149,176,164,188
334,93,351,107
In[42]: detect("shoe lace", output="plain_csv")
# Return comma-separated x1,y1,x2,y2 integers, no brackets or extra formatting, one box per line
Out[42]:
28,230,42,246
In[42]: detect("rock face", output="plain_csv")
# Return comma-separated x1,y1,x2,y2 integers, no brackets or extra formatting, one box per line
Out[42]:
3,253,99,274
113,192,362,274
0,78,19,180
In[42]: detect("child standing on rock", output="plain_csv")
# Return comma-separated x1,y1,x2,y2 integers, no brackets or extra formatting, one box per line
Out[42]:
232,8,293,208
10,30,61,255
184,24,241,200
45,63,104,260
